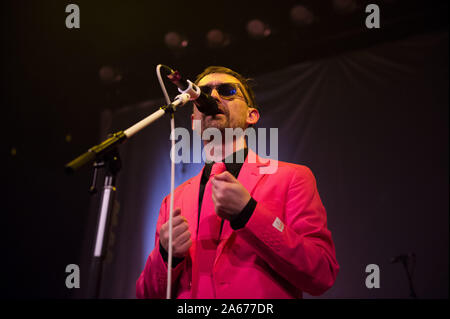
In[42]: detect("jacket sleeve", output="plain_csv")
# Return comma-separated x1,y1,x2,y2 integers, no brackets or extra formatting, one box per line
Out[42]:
235,165,339,296
136,196,186,299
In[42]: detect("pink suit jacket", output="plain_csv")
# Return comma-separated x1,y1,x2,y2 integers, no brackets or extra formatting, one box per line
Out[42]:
136,150,339,298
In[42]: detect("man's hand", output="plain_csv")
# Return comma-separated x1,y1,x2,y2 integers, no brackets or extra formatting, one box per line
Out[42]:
159,208,192,258
212,171,251,220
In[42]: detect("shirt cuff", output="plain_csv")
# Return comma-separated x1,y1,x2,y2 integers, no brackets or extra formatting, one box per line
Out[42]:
159,241,185,268
230,197,257,230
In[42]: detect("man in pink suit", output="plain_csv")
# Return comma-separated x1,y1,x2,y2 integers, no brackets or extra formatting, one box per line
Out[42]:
136,66,339,298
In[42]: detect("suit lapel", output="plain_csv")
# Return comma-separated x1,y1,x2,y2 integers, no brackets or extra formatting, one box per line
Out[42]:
182,168,203,262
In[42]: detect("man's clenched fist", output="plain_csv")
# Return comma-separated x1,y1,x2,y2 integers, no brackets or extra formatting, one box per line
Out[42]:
211,171,251,220
159,208,192,258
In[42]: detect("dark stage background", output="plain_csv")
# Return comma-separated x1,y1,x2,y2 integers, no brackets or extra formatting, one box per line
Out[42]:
2,1,448,299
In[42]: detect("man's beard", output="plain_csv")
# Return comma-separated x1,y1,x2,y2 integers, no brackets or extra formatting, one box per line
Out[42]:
201,109,247,133
201,113,229,132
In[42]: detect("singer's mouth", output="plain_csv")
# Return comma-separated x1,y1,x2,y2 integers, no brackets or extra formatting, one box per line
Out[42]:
216,105,227,114
203,106,226,119
209,113,225,120
207,108,225,117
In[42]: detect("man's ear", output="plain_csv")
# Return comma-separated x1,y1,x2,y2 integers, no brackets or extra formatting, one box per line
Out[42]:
246,107,260,126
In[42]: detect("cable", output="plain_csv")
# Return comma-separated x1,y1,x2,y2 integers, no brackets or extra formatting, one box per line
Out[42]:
156,64,176,299
156,64,174,106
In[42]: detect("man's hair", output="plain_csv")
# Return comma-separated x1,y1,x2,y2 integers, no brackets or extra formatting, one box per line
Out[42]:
194,66,258,110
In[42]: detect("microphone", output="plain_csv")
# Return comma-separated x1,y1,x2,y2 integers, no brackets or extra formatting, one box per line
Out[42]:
167,70,220,116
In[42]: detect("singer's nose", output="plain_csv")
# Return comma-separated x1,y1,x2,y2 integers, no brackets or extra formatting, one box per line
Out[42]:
210,87,221,101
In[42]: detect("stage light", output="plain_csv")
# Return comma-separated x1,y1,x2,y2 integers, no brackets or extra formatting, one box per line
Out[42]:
290,5,315,26
99,66,122,84
246,19,271,39
332,0,357,14
164,31,189,49
206,29,231,48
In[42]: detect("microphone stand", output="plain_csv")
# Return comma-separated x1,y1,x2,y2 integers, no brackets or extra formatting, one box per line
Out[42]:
391,253,417,299
87,148,121,299
401,255,417,299
65,93,189,298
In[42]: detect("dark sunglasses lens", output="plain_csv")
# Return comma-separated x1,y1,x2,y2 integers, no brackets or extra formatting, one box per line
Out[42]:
218,84,237,97
200,86,212,95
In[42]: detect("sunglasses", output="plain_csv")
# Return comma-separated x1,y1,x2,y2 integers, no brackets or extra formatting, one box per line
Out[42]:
199,82,247,102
